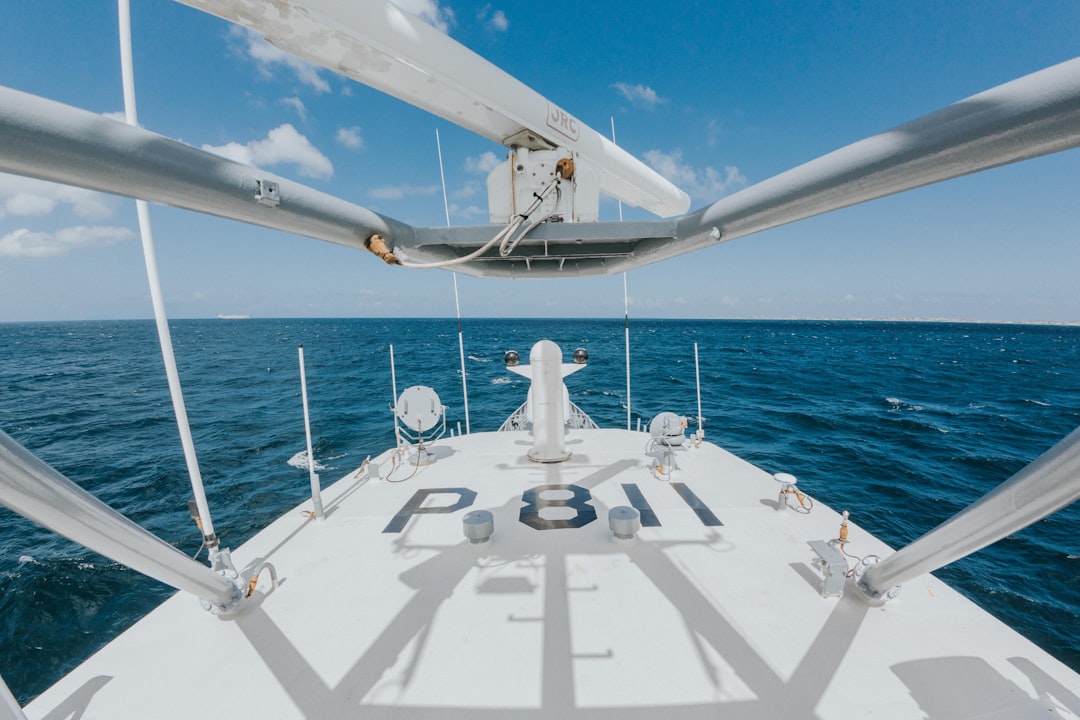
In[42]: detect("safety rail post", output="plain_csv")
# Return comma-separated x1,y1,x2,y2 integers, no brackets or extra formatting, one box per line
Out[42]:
0,430,242,612
390,344,402,446
298,344,325,520
857,424,1080,602
624,273,632,431
694,342,703,439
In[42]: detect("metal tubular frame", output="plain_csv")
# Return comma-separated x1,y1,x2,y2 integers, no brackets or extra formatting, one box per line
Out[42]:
0,430,241,610
857,424,1080,601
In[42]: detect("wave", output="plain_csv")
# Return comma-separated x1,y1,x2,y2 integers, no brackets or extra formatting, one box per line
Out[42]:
287,450,328,471
885,397,924,412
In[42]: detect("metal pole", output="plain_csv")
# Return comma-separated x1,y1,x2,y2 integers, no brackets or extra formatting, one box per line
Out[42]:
623,273,631,431
118,0,217,546
0,430,240,609
436,129,471,435
611,116,624,223
390,344,400,443
436,128,451,227
858,423,1080,601
612,117,632,431
694,342,703,437
454,274,471,434
298,345,325,519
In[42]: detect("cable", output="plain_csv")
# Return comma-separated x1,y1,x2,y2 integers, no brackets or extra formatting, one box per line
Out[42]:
498,181,562,256
394,175,563,270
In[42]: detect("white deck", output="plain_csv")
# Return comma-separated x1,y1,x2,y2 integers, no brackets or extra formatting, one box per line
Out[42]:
25,428,1080,718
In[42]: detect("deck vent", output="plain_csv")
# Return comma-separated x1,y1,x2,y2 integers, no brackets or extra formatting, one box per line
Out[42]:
609,506,641,540
463,510,494,543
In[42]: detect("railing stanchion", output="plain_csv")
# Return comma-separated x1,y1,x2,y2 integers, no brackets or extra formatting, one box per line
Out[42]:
298,344,324,520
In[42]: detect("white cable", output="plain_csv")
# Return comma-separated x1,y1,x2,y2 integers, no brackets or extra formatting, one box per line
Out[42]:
397,177,561,269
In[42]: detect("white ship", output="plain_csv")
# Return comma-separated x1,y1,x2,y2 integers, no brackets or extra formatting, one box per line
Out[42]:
2,2,1080,717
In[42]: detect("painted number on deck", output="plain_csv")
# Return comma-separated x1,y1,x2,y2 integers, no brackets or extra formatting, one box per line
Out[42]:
382,483,721,533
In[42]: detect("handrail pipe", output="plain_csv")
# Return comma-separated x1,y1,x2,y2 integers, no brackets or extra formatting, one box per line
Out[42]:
0,430,242,611
857,424,1080,602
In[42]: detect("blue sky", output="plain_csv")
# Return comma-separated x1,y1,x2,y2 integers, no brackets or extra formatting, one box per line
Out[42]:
1,1,1078,322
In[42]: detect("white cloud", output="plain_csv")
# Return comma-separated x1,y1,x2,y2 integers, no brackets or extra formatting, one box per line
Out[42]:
706,119,723,148
281,96,307,120
478,5,509,31
643,149,747,200
369,184,440,200
452,182,481,200
336,126,364,150
390,0,455,33
449,203,486,220
0,174,115,221
230,27,330,93
465,151,503,175
0,226,134,258
202,124,333,179
613,82,663,109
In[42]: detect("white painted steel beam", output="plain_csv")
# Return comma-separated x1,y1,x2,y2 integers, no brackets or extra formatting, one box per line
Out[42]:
0,430,241,610
175,0,691,218
858,424,1080,601
0,85,410,255
671,57,1080,262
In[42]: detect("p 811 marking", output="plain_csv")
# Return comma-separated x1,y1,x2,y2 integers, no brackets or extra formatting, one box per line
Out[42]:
382,482,722,533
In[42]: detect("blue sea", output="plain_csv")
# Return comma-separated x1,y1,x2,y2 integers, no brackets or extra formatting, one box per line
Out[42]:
1,318,1079,704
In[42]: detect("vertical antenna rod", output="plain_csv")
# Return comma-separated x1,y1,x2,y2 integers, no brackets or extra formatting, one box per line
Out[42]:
437,129,471,434
612,117,631,430
623,273,632,430
694,342,703,438
390,343,400,444
298,345,325,519
118,0,217,546
611,117,624,223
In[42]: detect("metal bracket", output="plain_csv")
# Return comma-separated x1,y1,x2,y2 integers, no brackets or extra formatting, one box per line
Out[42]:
200,547,245,615
808,540,848,598
852,555,901,605
254,179,280,207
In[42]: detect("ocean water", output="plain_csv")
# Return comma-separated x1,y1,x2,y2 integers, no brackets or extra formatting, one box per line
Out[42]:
1,317,1079,704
